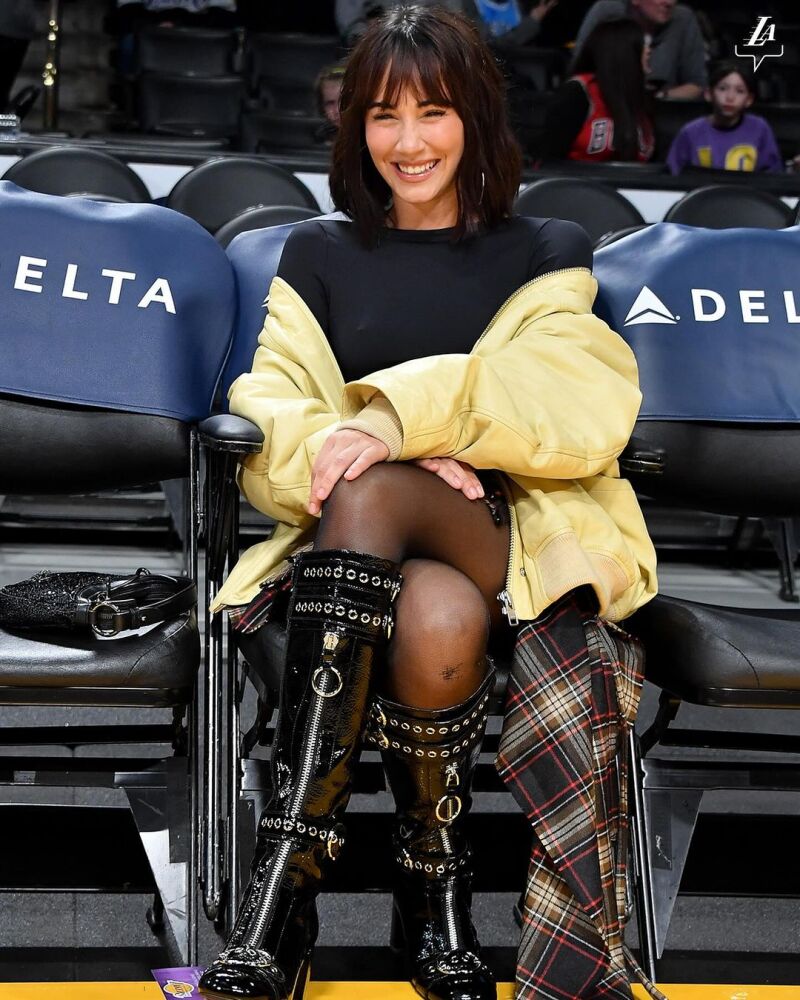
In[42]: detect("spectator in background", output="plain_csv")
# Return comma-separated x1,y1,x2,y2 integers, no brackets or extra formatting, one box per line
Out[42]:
667,60,783,175
539,18,654,163
0,1,39,112
336,0,560,47
317,64,345,129
315,63,346,144
574,0,706,100
115,0,237,31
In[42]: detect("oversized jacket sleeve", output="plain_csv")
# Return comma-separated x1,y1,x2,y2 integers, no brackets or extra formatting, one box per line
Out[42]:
227,279,342,527
341,269,642,481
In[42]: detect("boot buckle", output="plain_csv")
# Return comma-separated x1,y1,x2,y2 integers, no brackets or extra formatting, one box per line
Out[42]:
312,665,343,697
435,794,462,823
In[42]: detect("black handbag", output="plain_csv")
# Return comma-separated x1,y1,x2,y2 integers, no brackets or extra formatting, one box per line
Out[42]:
0,567,196,637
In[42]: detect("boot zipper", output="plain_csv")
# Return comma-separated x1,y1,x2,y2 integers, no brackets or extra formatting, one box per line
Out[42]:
243,631,343,948
442,875,460,951
439,826,460,951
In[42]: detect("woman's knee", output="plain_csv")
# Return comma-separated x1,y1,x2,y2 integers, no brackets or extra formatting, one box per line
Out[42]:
385,559,490,706
322,462,402,522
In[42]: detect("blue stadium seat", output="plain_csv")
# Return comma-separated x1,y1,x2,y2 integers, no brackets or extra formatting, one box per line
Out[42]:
0,180,236,959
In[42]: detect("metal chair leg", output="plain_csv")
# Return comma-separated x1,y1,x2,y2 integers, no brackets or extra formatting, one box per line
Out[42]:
628,728,658,982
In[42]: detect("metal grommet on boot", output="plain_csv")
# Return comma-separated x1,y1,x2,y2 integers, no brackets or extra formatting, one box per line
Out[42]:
200,549,402,1000
370,669,497,1000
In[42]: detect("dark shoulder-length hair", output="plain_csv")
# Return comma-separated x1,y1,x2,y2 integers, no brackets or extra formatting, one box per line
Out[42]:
571,18,649,161
329,4,522,245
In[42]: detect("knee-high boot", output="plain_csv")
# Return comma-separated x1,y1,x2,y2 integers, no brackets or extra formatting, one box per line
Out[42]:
200,549,403,1000
368,668,497,1000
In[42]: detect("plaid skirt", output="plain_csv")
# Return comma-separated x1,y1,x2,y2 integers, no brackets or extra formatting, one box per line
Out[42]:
497,587,661,1000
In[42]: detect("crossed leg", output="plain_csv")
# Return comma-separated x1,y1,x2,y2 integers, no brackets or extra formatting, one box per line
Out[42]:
313,462,511,708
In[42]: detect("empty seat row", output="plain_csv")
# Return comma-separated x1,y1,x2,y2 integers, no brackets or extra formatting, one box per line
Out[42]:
0,147,321,238
2,147,797,256
514,177,797,246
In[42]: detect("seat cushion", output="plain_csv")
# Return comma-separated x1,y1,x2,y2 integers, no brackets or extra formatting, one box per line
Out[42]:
0,611,199,705
628,595,800,707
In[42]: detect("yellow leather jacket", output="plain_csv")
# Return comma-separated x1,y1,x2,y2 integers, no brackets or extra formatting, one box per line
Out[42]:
212,266,657,622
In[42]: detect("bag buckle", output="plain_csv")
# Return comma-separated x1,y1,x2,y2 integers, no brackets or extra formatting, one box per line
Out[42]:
88,599,126,637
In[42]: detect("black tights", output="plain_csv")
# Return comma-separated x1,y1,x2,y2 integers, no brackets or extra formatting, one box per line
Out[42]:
314,463,511,710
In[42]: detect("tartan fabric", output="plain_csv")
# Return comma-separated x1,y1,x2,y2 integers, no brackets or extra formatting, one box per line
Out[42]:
496,587,645,1000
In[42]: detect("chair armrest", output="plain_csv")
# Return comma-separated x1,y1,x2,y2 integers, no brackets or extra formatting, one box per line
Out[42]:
199,414,264,454
619,435,666,476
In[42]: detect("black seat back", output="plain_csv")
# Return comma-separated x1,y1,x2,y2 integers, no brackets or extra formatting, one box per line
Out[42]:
138,72,245,138
214,205,319,248
137,25,239,76
515,177,645,244
3,146,151,202
167,155,319,232
664,184,793,229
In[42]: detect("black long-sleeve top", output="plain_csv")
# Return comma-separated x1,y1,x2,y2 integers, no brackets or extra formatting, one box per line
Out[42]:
275,215,592,383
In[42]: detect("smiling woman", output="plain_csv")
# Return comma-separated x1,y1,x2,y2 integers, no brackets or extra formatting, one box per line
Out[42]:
330,6,521,242
200,7,657,1000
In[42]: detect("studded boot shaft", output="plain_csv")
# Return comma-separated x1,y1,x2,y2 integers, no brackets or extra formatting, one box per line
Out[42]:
369,669,497,1000
200,549,402,1000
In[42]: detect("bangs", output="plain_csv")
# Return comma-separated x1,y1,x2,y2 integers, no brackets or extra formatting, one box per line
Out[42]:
364,42,453,110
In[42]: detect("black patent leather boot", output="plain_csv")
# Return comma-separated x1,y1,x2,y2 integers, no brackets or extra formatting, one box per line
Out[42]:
200,549,402,1000
368,669,497,1000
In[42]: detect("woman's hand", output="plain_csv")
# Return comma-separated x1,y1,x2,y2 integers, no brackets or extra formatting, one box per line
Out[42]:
413,457,484,500
308,428,390,516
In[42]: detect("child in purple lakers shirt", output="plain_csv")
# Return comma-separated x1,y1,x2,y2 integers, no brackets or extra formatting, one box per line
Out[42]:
667,60,783,175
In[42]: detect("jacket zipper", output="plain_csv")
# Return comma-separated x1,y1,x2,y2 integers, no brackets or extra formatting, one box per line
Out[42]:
497,481,519,626
243,630,343,947
480,268,588,629
472,267,588,355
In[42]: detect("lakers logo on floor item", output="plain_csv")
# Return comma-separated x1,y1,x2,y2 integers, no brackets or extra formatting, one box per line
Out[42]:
163,982,195,997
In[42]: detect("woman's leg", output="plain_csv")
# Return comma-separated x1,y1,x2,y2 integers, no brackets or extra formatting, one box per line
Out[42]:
203,464,508,1000
201,548,403,1000
316,463,508,1000
314,462,510,707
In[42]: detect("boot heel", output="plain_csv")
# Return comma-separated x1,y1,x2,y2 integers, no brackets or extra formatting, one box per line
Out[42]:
389,903,406,954
293,952,312,1000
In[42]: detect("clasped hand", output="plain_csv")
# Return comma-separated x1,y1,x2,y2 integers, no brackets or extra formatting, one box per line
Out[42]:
307,428,484,516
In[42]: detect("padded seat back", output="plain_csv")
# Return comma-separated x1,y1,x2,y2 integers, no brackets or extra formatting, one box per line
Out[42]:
246,33,341,112
594,223,800,515
0,181,235,492
515,177,644,244
220,215,342,395
663,184,793,229
166,156,319,233
137,25,238,76
214,205,319,248
138,72,246,138
2,146,151,202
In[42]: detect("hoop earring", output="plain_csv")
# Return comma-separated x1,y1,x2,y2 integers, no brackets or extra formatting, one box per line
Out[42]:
480,171,485,202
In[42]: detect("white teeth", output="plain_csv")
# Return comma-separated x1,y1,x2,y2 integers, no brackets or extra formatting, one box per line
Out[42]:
396,161,437,175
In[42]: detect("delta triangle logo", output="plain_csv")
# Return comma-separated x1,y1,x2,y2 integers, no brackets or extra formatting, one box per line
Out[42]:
624,286,679,326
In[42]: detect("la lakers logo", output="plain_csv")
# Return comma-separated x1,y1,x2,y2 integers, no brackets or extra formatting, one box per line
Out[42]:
735,16,784,72
163,981,195,997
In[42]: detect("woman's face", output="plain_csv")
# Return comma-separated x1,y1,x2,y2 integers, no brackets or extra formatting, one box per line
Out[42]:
365,78,465,228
